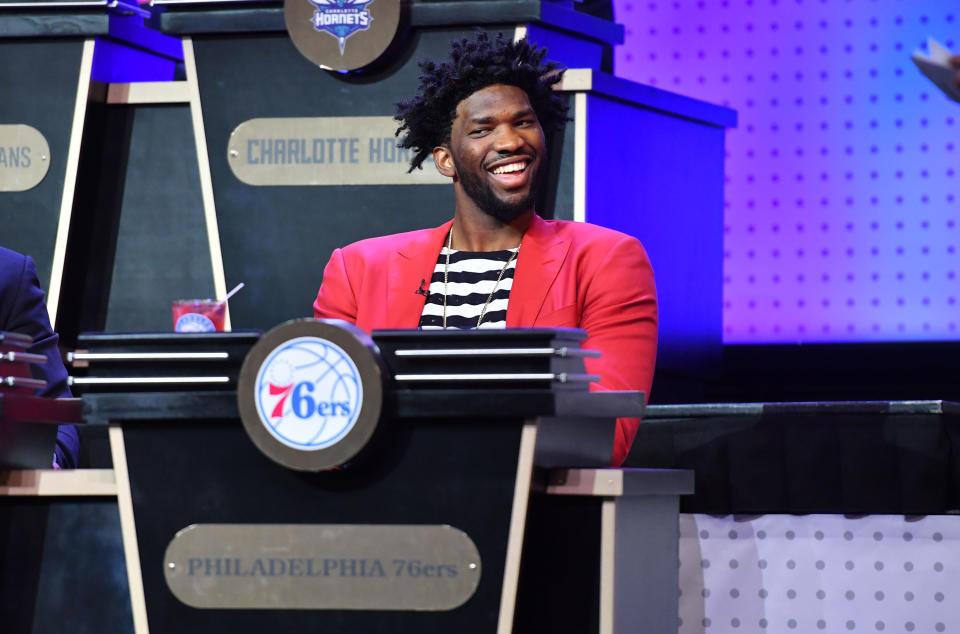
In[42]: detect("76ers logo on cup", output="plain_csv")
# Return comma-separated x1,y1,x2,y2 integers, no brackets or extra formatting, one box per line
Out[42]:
254,336,362,451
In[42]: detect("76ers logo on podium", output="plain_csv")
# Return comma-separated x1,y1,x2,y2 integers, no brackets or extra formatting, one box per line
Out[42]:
254,336,363,451
308,0,374,55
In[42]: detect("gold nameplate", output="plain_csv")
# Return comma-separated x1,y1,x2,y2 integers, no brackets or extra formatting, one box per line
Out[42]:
227,116,449,186
164,523,482,610
0,125,50,192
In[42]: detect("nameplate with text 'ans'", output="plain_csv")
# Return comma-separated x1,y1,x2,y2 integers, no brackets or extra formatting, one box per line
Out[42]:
228,117,449,186
164,523,481,610
0,125,50,192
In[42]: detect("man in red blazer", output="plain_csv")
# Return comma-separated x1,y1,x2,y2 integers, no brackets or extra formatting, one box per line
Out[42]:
314,33,656,466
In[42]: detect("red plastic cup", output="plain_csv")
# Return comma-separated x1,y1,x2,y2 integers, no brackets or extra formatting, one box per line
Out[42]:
172,299,226,332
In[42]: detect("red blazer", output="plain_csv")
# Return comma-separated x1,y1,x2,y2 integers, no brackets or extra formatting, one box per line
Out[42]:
314,214,657,465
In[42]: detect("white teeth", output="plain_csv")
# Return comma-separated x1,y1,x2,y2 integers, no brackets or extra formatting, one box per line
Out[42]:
492,162,527,175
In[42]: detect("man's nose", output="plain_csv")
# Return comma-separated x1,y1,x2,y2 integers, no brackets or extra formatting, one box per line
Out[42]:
492,125,524,152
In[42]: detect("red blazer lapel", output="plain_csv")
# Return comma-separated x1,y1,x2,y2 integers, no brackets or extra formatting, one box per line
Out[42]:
384,219,454,329
507,214,570,327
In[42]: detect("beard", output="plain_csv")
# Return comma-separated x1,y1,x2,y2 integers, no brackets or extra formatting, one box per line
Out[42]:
453,155,539,223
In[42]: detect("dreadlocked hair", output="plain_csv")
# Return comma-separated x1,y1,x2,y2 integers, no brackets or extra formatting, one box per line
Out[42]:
394,31,568,172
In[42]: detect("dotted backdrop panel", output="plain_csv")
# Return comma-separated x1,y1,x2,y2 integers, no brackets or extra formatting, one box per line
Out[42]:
614,1,959,343
679,514,959,633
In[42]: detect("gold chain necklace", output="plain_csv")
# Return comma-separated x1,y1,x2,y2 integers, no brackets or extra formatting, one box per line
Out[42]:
442,229,519,329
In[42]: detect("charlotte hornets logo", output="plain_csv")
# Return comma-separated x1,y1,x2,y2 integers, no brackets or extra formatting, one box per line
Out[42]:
254,336,363,451
308,0,374,55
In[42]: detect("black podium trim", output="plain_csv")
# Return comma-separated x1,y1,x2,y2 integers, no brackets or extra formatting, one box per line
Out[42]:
82,390,239,423
82,387,644,423
393,388,644,418
156,0,623,42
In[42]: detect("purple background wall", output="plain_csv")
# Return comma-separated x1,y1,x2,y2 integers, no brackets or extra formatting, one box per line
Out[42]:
612,1,958,344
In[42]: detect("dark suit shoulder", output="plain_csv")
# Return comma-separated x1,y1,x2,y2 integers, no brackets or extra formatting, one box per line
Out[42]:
0,247,30,328
0,245,27,264
0,246,29,284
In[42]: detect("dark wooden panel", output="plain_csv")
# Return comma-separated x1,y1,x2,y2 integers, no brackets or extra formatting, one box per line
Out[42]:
106,105,212,332
0,39,84,289
0,498,134,634
123,416,523,633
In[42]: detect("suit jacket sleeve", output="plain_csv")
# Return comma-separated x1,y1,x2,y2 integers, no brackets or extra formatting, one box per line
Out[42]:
2,252,79,468
313,247,359,324
579,235,657,467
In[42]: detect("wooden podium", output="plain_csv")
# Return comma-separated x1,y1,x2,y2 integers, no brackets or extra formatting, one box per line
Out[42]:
70,323,692,634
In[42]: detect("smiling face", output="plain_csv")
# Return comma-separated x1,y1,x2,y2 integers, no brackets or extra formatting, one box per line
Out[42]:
433,84,546,224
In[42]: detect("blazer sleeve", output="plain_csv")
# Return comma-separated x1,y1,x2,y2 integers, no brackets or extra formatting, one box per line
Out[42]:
3,253,80,468
579,235,657,467
313,247,359,325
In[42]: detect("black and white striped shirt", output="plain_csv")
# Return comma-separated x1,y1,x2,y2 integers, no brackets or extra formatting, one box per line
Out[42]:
418,246,519,329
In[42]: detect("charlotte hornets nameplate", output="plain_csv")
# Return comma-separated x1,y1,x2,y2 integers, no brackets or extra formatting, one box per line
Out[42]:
227,117,448,186
164,524,481,610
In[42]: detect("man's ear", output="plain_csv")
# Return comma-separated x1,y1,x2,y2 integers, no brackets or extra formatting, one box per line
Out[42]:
433,145,456,178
